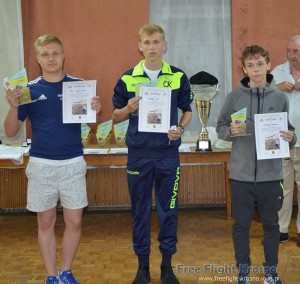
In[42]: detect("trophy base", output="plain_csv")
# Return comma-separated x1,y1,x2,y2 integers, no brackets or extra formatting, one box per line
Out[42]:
196,140,212,152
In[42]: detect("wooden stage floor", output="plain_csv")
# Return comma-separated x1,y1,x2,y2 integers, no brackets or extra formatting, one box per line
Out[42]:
0,208,299,284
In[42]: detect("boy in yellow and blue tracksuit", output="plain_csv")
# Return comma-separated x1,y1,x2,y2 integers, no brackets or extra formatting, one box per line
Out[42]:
112,24,193,284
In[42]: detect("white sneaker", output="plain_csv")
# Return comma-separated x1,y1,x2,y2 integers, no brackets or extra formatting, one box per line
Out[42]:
263,273,282,284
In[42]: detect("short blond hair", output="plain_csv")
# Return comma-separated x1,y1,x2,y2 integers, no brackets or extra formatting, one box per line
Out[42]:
138,24,165,41
34,34,63,54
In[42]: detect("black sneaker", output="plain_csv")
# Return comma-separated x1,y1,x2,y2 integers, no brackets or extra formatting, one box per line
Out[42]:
279,232,289,243
160,266,180,284
297,233,300,247
132,266,150,284
263,272,282,284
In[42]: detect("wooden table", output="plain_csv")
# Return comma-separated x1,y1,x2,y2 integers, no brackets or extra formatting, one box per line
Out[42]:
0,148,232,218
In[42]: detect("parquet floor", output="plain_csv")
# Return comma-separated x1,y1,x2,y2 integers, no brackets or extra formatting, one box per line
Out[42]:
0,208,299,284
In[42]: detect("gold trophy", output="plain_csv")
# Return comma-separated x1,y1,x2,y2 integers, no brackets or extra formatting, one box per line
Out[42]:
190,72,219,152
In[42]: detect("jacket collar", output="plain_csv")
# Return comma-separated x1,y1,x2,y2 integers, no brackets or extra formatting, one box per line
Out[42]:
132,60,173,77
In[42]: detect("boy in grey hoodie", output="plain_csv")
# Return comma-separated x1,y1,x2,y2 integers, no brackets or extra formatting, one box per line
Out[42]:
217,45,296,284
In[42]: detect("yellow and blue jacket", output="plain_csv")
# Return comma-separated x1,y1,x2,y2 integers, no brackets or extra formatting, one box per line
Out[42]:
113,60,193,158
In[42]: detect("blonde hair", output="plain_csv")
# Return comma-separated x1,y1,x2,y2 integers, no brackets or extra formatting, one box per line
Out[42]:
34,34,63,54
138,24,165,41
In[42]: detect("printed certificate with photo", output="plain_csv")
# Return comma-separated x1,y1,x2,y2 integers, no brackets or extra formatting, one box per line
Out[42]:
62,80,97,123
254,112,290,160
138,86,171,133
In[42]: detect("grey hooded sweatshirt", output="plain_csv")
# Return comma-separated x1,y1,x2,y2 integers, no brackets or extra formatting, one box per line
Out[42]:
216,74,297,183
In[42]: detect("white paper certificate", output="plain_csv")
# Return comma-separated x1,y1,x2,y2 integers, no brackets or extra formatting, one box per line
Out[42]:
254,112,290,160
63,80,97,123
138,86,171,133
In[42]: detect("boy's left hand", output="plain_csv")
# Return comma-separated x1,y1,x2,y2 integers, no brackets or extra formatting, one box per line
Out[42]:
280,130,294,143
91,96,101,114
168,126,182,141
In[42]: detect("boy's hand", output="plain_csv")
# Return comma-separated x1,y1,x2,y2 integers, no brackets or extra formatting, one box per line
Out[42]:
5,88,22,109
126,96,142,113
230,122,243,135
91,96,101,114
168,125,182,141
280,130,294,143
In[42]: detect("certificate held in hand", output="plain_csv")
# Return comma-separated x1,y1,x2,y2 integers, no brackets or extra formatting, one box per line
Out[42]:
62,80,97,123
254,112,289,160
138,86,171,133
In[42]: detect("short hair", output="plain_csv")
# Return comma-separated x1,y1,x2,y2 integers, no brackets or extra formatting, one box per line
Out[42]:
289,35,300,42
241,45,270,66
138,24,165,41
34,34,63,54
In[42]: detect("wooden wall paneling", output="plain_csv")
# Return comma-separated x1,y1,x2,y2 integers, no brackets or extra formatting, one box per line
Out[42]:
0,164,225,210
0,168,27,209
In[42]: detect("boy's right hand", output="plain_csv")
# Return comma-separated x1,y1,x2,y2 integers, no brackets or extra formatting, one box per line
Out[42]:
230,122,243,135
5,88,22,109
126,96,142,113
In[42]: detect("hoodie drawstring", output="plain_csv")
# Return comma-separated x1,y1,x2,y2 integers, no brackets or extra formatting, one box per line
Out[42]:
256,87,266,114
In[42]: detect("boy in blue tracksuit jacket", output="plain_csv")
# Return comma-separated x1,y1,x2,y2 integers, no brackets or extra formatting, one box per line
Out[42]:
112,24,193,284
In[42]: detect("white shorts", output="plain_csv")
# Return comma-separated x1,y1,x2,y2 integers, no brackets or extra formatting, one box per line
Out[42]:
25,156,88,212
